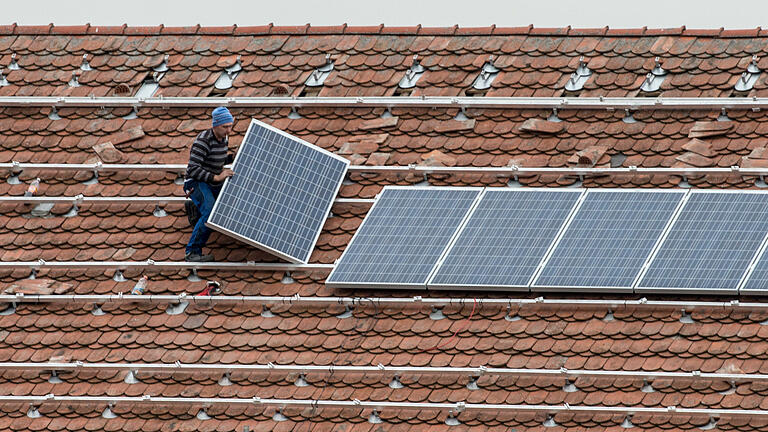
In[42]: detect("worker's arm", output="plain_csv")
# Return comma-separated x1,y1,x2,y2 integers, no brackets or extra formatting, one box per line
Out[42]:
213,168,234,182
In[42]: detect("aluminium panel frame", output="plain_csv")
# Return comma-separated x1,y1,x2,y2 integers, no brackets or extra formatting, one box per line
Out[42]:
737,230,768,296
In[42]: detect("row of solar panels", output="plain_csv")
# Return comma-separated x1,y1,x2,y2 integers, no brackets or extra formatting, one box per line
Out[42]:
326,187,768,294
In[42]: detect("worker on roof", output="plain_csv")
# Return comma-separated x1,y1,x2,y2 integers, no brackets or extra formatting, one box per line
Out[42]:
183,106,235,262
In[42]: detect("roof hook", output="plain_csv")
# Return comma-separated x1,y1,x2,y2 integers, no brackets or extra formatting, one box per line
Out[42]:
410,54,425,73
152,204,167,218
187,268,202,282
102,403,117,419
679,309,694,324
565,56,592,93
640,57,667,93
548,108,561,122
471,56,500,90
575,56,590,76
481,55,499,79
735,55,761,92
80,54,91,71
368,409,383,424
288,107,302,119
225,55,243,79
281,271,295,284
699,417,719,430
717,107,731,122
9,53,20,70
335,305,353,319
272,408,288,422
218,371,233,386
68,71,80,88
122,107,139,120
453,106,469,121
622,108,637,124
165,293,189,315
399,55,427,89
153,55,170,73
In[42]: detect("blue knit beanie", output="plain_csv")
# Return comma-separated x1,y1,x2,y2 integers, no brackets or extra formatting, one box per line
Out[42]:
212,106,234,127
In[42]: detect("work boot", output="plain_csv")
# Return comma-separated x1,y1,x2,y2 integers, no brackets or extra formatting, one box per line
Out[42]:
185,252,214,262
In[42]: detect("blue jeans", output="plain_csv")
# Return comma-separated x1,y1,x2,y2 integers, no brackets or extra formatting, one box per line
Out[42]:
184,179,222,255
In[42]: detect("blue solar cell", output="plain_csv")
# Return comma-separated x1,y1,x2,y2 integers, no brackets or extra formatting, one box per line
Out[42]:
637,191,768,293
532,190,684,291
207,119,349,264
740,238,768,293
740,245,768,293
325,187,481,289
428,189,581,290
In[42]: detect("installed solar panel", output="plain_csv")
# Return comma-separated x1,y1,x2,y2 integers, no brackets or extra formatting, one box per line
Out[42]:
532,190,684,292
427,189,582,290
207,119,349,264
325,187,481,289
637,191,768,294
739,234,768,294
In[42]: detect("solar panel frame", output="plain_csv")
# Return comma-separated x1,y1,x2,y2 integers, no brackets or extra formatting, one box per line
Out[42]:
206,119,350,264
635,190,768,295
427,188,584,291
738,232,768,295
325,186,483,290
733,193,768,295
530,189,686,293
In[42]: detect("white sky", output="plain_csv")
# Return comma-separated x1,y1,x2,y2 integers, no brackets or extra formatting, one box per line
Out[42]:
4,0,768,28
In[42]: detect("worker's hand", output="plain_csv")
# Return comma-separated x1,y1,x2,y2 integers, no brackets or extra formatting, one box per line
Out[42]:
214,168,234,183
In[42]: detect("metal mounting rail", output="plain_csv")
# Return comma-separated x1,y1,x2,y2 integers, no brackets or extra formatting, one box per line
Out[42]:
0,163,188,173
2,96,768,111
0,261,332,272
3,196,186,205
2,162,766,178
4,361,766,384
0,293,762,312
1,394,766,420
0,196,373,206
351,165,765,177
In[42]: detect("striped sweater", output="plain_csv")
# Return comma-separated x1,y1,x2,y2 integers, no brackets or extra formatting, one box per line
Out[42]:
185,129,229,184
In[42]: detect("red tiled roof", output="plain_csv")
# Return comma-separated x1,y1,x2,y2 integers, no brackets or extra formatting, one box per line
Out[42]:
1,25,768,431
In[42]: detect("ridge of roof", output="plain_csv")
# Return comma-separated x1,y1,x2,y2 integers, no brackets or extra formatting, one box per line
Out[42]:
0,23,766,37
